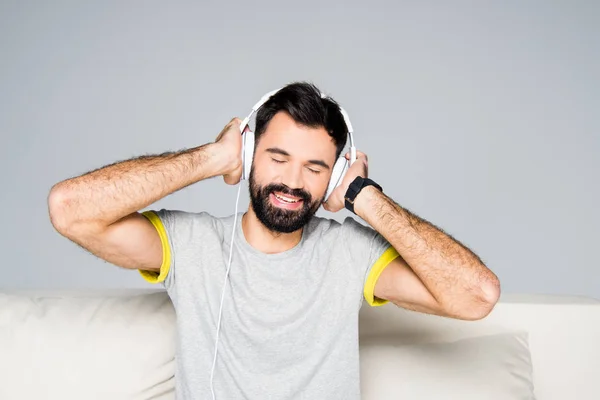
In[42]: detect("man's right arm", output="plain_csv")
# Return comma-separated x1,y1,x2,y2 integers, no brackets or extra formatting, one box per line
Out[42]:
47,118,244,272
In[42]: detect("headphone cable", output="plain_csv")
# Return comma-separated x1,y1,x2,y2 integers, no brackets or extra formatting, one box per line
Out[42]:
210,182,243,400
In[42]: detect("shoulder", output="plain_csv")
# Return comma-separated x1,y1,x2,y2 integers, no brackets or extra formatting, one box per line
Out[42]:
340,215,377,238
304,214,376,241
144,208,214,223
304,214,340,237
142,209,223,236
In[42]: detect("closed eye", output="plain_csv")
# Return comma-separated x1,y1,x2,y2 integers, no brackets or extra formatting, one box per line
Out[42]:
271,157,322,174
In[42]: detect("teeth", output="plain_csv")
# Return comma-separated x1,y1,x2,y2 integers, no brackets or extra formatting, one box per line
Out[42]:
275,193,299,203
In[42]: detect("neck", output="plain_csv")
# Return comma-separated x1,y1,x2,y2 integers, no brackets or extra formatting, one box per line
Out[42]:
241,208,303,254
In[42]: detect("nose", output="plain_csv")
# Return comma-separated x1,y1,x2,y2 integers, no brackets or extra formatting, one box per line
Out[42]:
282,162,304,190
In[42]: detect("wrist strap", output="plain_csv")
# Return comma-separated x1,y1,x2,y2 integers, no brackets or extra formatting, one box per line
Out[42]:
344,176,382,214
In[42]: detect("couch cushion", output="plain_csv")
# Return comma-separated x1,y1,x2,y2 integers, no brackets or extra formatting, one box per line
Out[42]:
360,332,536,400
359,293,600,400
0,290,176,400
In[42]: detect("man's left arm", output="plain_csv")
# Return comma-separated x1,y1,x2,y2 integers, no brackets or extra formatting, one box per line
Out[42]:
324,152,501,321
353,184,500,320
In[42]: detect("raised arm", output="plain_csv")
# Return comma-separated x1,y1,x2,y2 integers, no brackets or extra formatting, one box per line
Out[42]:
324,151,500,320
47,118,244,271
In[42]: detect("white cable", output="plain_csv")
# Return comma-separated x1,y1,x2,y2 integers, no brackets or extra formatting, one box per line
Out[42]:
210,182,243,400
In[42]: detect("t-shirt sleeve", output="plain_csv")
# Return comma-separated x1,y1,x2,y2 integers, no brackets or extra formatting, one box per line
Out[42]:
137,209,178,290
341,216,400,307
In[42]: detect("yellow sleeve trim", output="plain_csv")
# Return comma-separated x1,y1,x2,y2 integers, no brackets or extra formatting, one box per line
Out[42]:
363,246,400,306
138,211,172,284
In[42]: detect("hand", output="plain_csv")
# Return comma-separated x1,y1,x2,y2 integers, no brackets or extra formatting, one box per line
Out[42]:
214,117,248,185
322,151,369,212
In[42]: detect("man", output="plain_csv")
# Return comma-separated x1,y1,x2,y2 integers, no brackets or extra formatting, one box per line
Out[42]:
48,82,500,399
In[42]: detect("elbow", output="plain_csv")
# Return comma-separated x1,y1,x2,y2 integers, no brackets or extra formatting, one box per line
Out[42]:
463,275,501,321
441,273,501,321
47,183,75,236
48,183,107,240
481,273,501,307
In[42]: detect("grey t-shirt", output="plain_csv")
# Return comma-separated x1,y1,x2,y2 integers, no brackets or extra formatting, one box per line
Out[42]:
139,210,397,400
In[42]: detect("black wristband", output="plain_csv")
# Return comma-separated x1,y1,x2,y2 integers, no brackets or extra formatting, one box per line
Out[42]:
344,176,382,214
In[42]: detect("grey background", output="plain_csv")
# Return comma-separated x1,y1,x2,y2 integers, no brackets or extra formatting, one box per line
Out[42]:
1,1,598,299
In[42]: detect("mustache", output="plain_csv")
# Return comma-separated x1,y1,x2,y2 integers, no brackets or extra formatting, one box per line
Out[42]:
263,183,311,202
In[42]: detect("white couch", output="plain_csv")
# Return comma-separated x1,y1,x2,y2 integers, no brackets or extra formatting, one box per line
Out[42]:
0,289,598,399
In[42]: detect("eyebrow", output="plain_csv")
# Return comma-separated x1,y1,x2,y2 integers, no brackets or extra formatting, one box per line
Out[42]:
265,147,331,170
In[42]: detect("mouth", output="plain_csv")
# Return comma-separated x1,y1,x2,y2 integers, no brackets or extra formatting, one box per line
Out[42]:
269,192,304,210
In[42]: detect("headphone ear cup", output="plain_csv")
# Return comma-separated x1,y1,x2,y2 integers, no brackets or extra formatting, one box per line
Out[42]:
325,157,348,201
241,130,255,180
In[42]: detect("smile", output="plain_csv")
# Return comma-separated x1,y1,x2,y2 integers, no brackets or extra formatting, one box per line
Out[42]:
270,192,304,210
274,193,301,203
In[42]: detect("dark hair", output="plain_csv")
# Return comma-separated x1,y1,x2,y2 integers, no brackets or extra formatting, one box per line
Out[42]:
254,82,348,158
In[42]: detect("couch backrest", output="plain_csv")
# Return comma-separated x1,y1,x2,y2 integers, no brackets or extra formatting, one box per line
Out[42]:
2,289,598,400
359,293,600,400
0,289,176,400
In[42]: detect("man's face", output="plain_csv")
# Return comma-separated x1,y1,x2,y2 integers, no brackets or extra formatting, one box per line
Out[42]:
249,111,337,233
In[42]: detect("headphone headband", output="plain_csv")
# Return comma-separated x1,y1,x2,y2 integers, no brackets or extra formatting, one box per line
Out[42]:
240,87,354,141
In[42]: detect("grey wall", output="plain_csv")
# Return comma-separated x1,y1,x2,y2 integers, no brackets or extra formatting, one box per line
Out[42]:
1,1,598,298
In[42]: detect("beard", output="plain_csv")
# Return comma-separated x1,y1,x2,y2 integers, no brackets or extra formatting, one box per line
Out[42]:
249,169,323,234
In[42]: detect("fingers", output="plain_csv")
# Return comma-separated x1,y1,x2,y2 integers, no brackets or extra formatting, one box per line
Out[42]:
322,200,344,213
217,117,242,139
345,150,368,161
229,117,242,126
345,151,368,171
227,117,242,132
229,117,252,135
323,202,336,213
223,168,242,185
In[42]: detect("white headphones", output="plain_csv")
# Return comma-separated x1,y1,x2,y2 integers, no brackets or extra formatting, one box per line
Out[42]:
238,88,357,201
